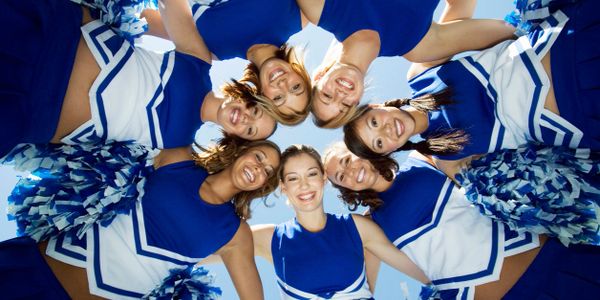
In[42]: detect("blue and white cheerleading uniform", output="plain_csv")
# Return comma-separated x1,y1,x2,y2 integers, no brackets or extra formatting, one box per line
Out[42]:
45,160,240,299
409,4,600,159
61,20,212,149
272,214,373,299
318,0,440,56
371,157,540,297
191,0,302,60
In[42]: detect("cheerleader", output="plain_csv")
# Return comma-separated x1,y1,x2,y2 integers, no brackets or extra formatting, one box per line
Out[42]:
250,145,429,299
323,143,600,299
298,0,516,127
0,0,277,159
0,138,281,299
143,0,312,125
343,0,599,172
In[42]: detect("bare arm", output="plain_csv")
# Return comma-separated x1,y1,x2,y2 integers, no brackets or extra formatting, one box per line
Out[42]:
216,221,264,300
404,19,515,64
251,224,275,263
295,0,325,24
157,0,211,62
364,249,381,294
141,9,170,39
352,215,430,284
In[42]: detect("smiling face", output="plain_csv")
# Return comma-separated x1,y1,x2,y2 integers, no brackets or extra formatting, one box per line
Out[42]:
259,58,309,117
312,62,365,123
231,145,281,191
324,147,382,192
217,99,277,140
355,106,416,154
280,153,327,214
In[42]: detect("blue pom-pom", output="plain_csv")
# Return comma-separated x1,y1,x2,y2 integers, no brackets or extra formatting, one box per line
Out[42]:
1,142,154,241
456,144,600,246
143,265,222,300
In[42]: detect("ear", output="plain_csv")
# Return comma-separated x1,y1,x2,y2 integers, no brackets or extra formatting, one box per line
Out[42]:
279,180,286,194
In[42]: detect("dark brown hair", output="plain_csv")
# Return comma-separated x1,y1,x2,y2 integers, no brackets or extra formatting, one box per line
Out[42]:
344,89,468,160
241,44,312,125
193,134,281,219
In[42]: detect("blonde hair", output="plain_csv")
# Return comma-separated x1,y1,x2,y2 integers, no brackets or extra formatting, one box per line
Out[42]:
193,134,281,219
241,44,312,125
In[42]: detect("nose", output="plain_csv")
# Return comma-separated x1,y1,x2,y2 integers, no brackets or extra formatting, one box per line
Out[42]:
384,122,393,137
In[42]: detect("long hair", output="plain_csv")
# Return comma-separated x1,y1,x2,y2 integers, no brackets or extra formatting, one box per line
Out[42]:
344,89,468,160
192,134,281,219
241,44,312,125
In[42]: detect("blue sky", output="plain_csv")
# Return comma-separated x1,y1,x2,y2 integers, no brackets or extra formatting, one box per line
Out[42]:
0,1,513,299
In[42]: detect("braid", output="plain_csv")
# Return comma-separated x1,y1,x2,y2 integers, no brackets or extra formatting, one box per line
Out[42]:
396,130,469,156
384,89,453,113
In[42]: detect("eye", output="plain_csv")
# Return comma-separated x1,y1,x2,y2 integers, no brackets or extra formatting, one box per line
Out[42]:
308,171,319,177
343,157,350,166
291,83,301,92
286,176,298,182
370,117,378,127
273,95,283,102
265,167,274,177
252,106,259,116
339,174,345,182
247,126,254,137
376,139,383,150
323,92,332,99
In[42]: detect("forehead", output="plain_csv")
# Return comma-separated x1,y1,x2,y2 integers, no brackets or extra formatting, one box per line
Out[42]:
312,98,338,123
255,114,276,139
284,153,320,173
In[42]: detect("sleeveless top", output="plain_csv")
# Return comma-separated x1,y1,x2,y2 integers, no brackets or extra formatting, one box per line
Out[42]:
272,213,372,299
318,0,440,56
46,161,240,299
371,157,539,291
192,0,302,60
409,10,587,159
61,20,211,149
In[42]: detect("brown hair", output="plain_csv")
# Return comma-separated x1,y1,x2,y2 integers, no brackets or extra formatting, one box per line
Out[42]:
193,133,281,219
344,89,468,159
311,96,365,129
278,144,324,181
241,44,312,125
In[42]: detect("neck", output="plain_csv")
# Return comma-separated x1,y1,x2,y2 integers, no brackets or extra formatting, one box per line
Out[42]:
246,44,279,68
295,209,327,232
371,173,394,193
200,92,223,124
406,107,430,135
200,168,241,205
339,31,380,74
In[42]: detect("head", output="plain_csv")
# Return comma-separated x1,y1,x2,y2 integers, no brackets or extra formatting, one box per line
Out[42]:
344,90,467,159
323,142,397,211
219,80,278,141
194,135,281,219
243,44,312,125
278,145,327,214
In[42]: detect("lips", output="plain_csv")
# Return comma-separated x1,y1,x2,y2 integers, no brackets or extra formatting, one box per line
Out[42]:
269,68,285,82
243,166,255,183
230,108,240,125
297,191,316,202
394,118,404,138
336,77,354,91
356,167,365,183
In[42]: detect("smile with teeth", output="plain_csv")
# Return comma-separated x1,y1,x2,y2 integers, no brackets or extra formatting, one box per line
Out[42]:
243,167,255,183
394,119,404,138
356,167,365,183
297,191,316,202
336,78,354,90
270,68,285,82
230,108,240,125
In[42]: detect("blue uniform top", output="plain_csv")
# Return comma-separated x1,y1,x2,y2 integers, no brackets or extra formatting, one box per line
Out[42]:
371,156,539,290
193,0,302,60
408,10,593,159
47,160,241,299
318,0,440,56
271,213,372,299
62,21,211,149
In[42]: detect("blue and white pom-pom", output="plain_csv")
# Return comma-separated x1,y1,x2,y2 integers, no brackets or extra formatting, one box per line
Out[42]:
71,0,158,41
143,265,222,300
419,284,441,300
505,0,578,36
455,144,600,246
1,142,154,242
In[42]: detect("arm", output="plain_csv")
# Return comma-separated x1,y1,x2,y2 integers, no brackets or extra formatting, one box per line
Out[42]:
295,0,325,24
157,0,211,62
216,221,264,300
365,249,381,294
141,9,170,40
352,215,430,284
251,224,275,263
404,19,515,64
406,0,478,79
